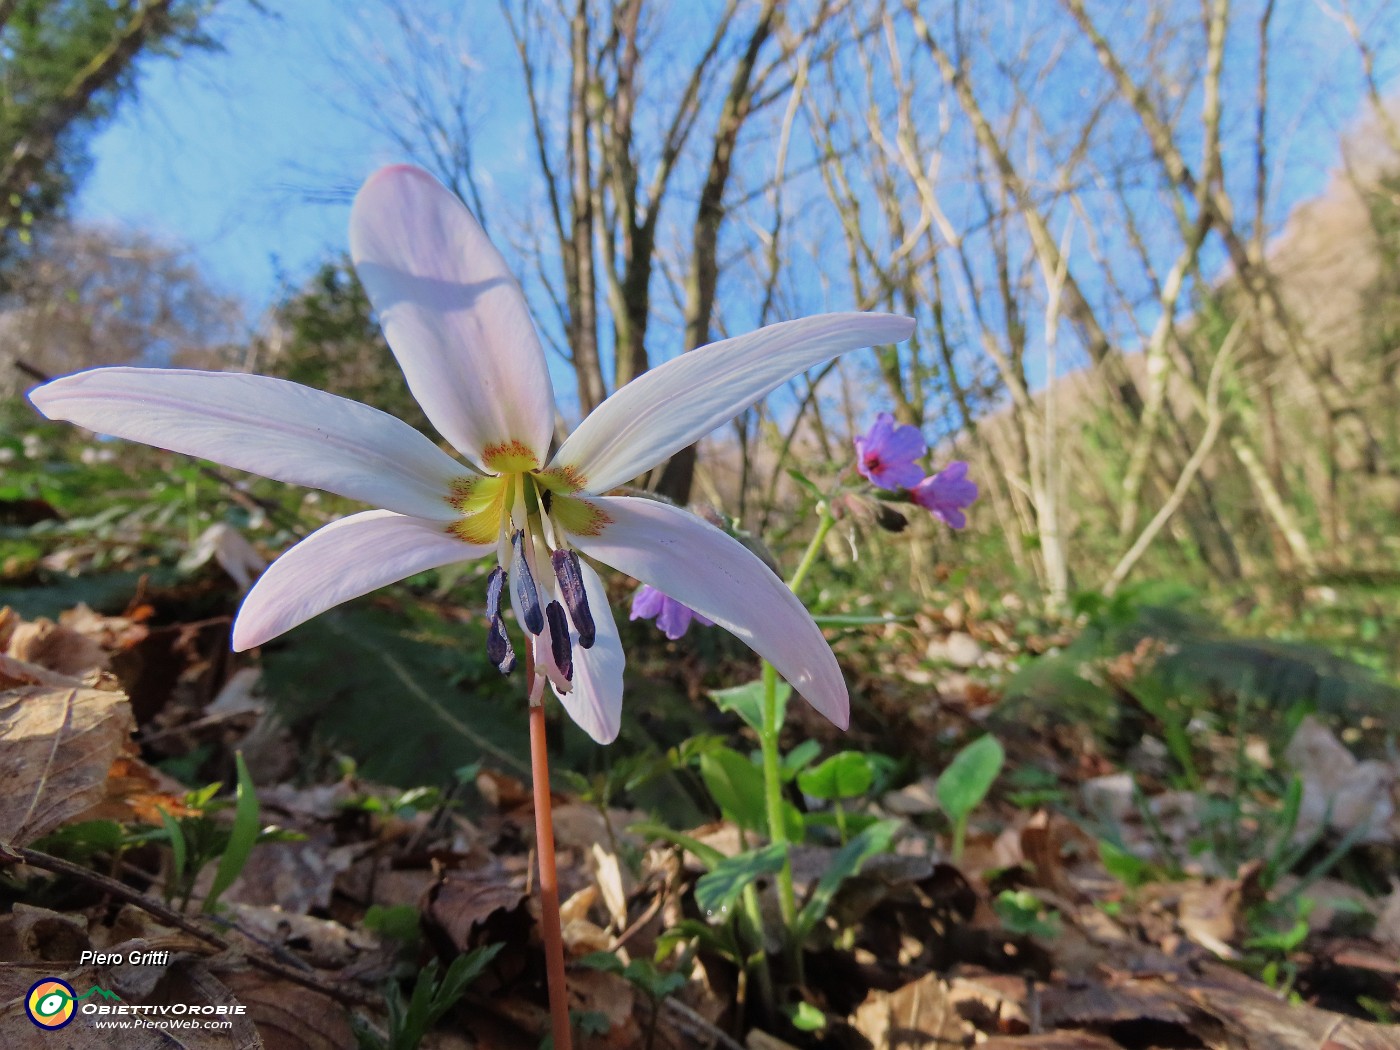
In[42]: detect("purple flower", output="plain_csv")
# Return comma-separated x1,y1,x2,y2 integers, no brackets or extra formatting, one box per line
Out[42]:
630,584,714,641
912,461,978,529
855,412,926,490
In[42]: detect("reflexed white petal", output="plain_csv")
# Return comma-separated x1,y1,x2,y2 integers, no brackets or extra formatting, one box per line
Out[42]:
570,497,848,729
30,368,464,521
552,313,915,494
550,560,624,744
233,510,489,650
350,165,555,467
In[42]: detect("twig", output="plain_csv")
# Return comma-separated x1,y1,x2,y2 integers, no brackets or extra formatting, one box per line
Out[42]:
662,995,747,1050
5,845,380,1009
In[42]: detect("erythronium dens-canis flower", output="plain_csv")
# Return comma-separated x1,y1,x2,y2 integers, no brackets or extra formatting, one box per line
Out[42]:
29,164,915,744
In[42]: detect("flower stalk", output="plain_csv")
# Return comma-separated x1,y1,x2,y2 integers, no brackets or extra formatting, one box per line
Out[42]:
526,652,572,1050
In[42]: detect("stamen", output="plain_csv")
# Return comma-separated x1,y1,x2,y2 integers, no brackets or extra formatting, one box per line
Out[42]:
488,618,516,674
511,530,545,634
485,565,506,619
484,566,515,673
545,600,573,681
551,549,595,649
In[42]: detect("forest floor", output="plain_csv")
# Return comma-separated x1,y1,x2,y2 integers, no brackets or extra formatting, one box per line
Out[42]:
1,562,1399,1049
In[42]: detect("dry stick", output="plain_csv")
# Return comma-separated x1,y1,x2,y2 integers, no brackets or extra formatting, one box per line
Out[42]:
525,650,573,1050
5,845,378,1009
1104,315,1246,595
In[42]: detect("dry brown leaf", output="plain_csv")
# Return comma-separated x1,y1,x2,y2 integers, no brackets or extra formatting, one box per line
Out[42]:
569,967,639,1044
423,863,528,954
980,1033,1123,1049
2,903,91,963
220,969,353,1050
0,683,135,847
850,972,971,1048
1043,977,1193,1027
1185,976,1400,1050
6,618,110,676
224,903,387,971
60,605,150,654
220,837,355,915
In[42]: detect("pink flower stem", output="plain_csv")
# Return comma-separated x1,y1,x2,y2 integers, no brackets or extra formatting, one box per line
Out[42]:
526,653,573,1050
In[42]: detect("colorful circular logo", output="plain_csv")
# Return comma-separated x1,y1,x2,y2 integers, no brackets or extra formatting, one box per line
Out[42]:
25,978,77,1029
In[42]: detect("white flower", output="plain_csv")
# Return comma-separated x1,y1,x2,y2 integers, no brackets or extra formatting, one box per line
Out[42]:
30,165,914,744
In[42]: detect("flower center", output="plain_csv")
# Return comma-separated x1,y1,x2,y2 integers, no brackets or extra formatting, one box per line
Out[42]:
446,457,611,689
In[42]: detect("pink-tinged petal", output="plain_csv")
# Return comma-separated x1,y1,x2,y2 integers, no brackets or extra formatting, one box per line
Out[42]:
350,165,554,468
552,313,916,494
569,497,848,729
551,561,624,744
30,368,464,521
233,510,489,650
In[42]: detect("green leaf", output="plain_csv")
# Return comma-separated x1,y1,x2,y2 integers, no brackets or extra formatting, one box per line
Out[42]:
787,1000,827,1031
623,958,687,1000
577,950,625,974
781,739,823,779
654,918,739,962
794,819,898,939
936,735,1004,822
709,679,789,735
203,753,259,913
1098,839,1154,888
993,889,1060,938
363,904,421,944
797,750,876,800
786,467,824,501
699,748,769,833
694,843,788,921
160,809,188,881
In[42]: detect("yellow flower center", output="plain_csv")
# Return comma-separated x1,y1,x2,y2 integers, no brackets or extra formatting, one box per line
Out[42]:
446,446,609,684
445,449,609,548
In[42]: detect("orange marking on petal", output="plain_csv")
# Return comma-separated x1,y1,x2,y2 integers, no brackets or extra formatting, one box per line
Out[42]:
551,494,612,537
534,464,587,495
482,440,540,473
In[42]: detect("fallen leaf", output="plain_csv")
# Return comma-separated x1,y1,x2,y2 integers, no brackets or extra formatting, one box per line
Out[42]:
6,618,109,676
850,971,971,1047
0,683,135,847
220,969,353,1050
424,862,528,954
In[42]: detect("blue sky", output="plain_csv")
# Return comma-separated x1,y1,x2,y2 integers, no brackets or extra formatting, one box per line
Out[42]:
77,1,393,312
74,0,1398,363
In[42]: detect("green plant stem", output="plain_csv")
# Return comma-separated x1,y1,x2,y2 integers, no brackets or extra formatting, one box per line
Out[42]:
952,814,967,863
756,503,837,962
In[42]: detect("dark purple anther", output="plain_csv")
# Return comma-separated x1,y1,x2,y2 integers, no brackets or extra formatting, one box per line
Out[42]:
484,565,515,673
511,530,544,634
487,617,515,674
545,600,573,681
551,548,595,649
485,565,506,618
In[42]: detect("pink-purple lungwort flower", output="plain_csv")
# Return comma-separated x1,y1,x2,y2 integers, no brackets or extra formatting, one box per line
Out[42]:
912,461,979,529
29,164,915,745
630,584,714,641
854,411,927,491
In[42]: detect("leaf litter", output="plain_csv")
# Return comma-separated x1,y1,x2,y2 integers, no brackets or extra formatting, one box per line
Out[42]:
0,595,1397,1049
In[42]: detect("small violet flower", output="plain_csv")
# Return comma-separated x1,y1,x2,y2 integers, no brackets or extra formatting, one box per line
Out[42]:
630,584,714,641
912,461,978,529
854,411,926,491
29,165,915,744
